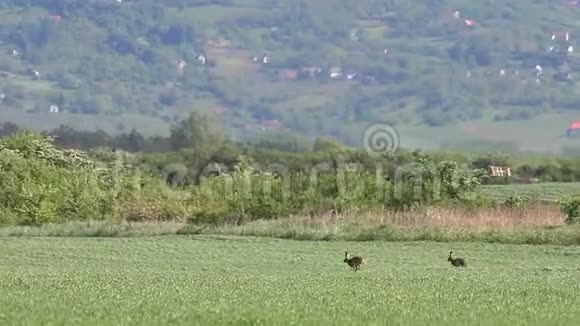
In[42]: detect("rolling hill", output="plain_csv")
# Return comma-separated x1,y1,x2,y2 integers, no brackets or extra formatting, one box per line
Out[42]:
2,0,580,153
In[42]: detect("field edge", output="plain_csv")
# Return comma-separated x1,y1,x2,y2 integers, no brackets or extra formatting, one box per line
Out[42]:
1,220,579,246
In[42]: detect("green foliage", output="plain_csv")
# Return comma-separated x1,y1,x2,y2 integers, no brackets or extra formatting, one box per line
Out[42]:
183,152,489,222
312,136,345,153
503,194,532,209
0,132,112,225
8,121,580,185
169,110,229,185
4,0,580,146
0,132,190,225
248,131,312,153
0,131,492,226
2,130,579,228
169,111,225,151
0,131,94,169
558,196,580,224
482,182,580,201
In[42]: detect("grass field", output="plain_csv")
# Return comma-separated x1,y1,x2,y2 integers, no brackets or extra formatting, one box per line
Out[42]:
392,112,580,154
0,107,172,137
1,236,579,325
481,182,580,201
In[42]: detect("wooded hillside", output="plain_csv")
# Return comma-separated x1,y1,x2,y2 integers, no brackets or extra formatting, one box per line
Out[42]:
2,0,580,152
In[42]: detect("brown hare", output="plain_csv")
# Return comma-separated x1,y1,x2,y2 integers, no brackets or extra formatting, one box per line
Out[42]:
344,251,364,271
448,250,466,267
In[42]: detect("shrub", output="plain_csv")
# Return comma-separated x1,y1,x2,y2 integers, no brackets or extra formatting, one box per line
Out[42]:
0,132,493,227
0,132,147,225
0,142,112,225
558,196,580,224
503,194,530,209
0,131,94,169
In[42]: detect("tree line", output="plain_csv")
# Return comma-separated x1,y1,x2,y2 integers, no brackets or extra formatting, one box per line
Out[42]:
3,109,580,185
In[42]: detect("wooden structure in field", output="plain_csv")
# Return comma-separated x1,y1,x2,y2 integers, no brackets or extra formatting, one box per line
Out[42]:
489,165,511,177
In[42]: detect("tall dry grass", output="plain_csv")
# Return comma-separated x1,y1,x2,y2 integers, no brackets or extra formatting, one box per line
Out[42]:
368,203,564,231
203,202,579,245
2,203,578,246
243,202,565,233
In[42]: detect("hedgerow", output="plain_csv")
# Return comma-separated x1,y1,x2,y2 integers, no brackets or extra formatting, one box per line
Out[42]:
0,132,573,227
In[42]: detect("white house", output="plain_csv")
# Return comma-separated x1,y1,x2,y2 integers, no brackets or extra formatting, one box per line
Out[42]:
196,54,206,65
329,66,342,79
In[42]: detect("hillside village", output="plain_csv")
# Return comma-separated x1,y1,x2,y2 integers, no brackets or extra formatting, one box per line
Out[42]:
2,1,580,152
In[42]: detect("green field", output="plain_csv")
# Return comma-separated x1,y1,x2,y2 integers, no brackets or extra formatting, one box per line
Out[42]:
481,182,580,201
1,236,579,325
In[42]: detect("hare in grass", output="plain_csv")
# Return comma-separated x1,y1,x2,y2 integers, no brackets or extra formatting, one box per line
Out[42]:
448,250,466,267
344,251,364,271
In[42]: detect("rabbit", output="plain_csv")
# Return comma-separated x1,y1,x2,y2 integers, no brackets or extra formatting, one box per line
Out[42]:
344,251,364,271
448,250,466,267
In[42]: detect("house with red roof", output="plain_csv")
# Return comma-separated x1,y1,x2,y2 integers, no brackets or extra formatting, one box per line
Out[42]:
566,121,580,136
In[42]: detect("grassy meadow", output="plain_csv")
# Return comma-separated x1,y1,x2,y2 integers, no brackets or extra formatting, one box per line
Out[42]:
1,202,579,246
482,182,580,201
3,131,580,325
0,236,579,325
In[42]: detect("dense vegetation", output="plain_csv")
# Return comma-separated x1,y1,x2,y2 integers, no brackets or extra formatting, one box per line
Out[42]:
0,126,481,225
3,0,580,149
5,116,580,185
1,237,579,325
3,112,580,236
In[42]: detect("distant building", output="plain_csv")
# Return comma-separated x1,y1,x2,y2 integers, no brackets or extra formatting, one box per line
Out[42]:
301,66,322,77
261,119,284,130
252,52,270,64
566,121,580,137
489,165,511,177
196,54,206,65
552,31,570,42
329,66,342,79
279,69,298,80
28,68,40,80
47,15,62,23
177,60,187,74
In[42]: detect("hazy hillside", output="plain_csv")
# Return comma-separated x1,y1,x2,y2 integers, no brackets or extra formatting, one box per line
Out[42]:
3,0,580,153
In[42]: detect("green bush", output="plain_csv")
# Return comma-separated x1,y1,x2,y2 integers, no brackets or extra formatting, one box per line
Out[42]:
0,132,492,227
0,132,94,169
503,194,533,209
0,144,113,225
558,196,580,224
114,183,191,223
0,132,169,225
181,156,488,224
